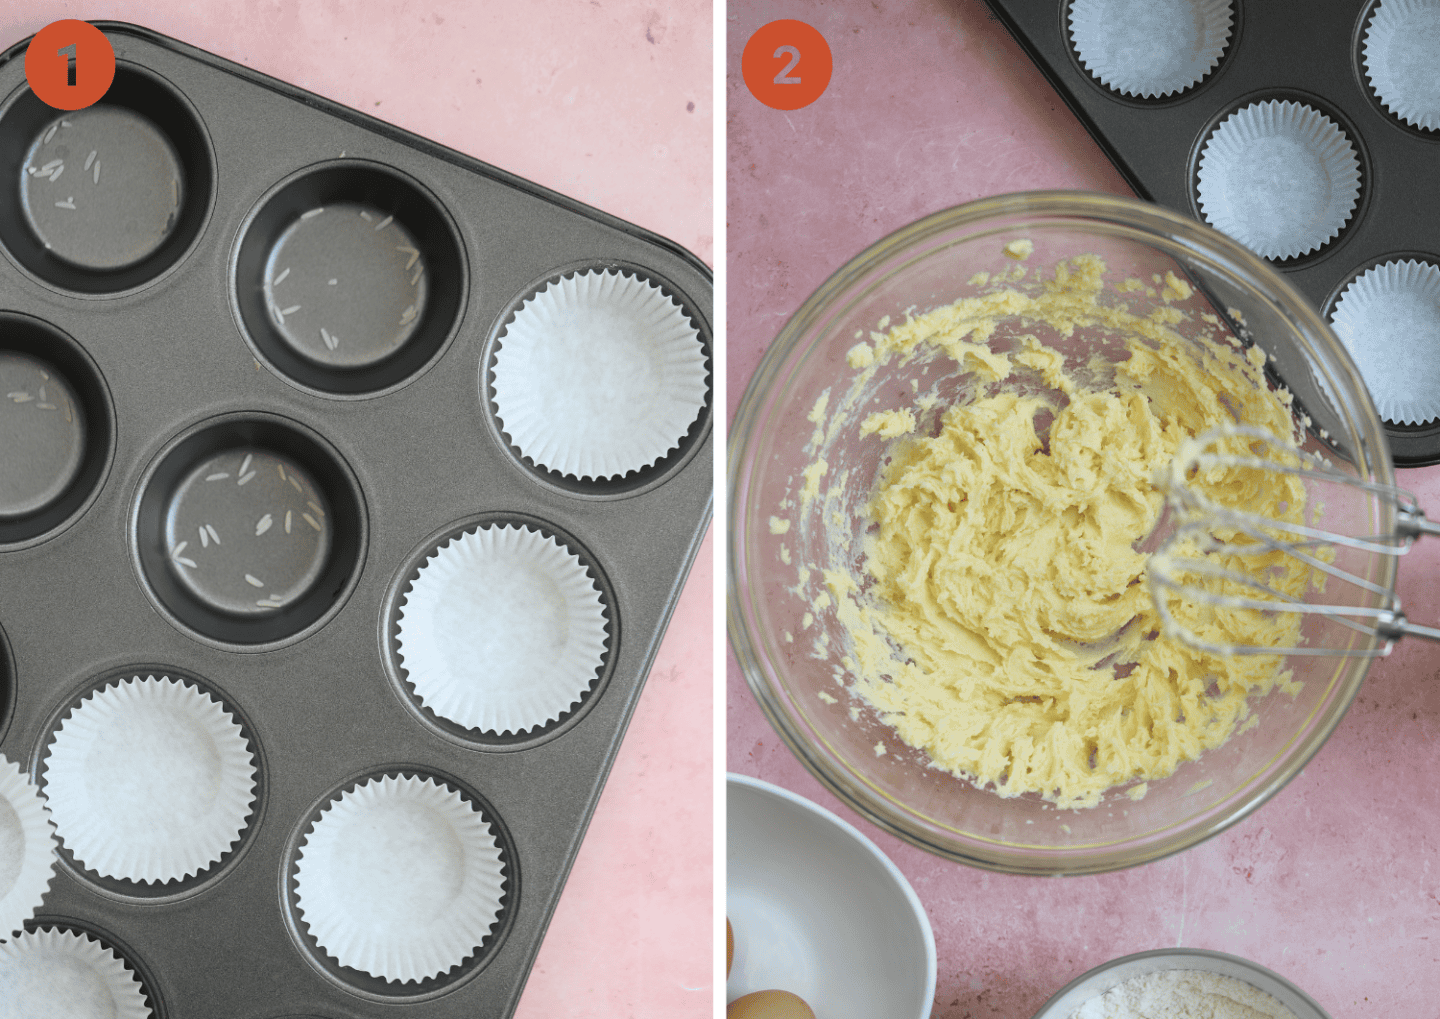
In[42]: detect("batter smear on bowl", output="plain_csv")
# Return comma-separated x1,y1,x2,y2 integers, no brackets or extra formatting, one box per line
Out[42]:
794,246,1321,808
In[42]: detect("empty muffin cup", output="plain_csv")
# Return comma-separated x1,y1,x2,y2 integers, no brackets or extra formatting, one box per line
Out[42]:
393,522,610,737
0,351,83,520
0,65,212,293
262,203,429,369
491,268,708,482
1068,0,1234,98
0,756,56,940
1330,258,1440,425
20,106,183,272
1196,100,1362,261
1363,0,1440,131
292,772,508,986
133,414,366,647
41,674,257,886
0,314,114,549
234,162,464,395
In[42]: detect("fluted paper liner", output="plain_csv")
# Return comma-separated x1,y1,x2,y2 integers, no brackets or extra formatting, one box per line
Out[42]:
1069,0,1233,98
0,928,150,1018
395,524,609,734
1330,259,1440,425
1197,100,1361,261
1363,0,1440,131
293,773,506,983
42,675,257,884
493,269,707,479
0,758,55,941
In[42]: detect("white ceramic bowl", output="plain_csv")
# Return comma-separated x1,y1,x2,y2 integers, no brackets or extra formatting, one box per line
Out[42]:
1032,948,1332,1019
726,773,936,1018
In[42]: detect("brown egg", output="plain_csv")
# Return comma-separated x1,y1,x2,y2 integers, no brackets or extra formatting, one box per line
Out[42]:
726,917,734,976
727,989,816,1019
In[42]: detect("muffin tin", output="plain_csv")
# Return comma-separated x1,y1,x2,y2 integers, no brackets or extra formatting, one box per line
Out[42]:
985,0,1440,465
0,20,711,1017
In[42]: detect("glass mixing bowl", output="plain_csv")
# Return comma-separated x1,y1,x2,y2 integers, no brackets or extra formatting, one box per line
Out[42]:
728,191,1397,874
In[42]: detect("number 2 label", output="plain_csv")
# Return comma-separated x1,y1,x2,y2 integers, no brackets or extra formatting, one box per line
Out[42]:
742,21,832,111
773,45,801,85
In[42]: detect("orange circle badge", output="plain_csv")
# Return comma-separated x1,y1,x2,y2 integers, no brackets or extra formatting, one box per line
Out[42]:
26,20,116,111
741,20,832,111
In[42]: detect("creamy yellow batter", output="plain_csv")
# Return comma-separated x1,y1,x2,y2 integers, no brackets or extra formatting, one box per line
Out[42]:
799,250,1315,809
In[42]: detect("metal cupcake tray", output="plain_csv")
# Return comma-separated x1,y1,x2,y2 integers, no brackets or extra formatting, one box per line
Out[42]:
0,20,711,1017
985,0,1440,466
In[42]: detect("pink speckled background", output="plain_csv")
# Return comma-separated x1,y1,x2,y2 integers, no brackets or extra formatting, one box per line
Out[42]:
727,2,1440,1017
0,4,712,1016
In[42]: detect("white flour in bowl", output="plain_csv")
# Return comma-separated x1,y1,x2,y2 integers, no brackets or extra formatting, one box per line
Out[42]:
1070,968,1299,1019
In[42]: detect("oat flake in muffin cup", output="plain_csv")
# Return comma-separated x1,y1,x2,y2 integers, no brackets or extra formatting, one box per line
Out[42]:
41,675,257,884
394,523,609,735
1068,0,1234,98
492,269,707,480
0,757,56,941
293,773,507,984
1196,100,1361,261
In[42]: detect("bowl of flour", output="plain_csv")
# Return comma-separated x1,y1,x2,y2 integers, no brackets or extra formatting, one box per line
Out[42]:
1032,948,1331,1019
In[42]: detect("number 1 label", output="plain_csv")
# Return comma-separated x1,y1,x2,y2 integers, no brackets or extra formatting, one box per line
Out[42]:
58,43,76,87
25,20,115,111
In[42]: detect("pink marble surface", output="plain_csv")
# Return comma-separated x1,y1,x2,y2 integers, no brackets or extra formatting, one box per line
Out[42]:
727,2,1440,1017
0,4,712,1016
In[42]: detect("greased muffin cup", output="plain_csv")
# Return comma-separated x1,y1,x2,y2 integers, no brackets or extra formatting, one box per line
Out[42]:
1330,259,1440,425
41,675,257,885
0,927,151,1019
0,351,84,521
1068,0,1233,98
394,523,610,736
491,269,708,480
1196,100,1362,261
0,757,55,940
19,106,184,273
0,313,113,548
261,201,429,370
292,773,507,984
0,19,711,1017
1363,0,1440,131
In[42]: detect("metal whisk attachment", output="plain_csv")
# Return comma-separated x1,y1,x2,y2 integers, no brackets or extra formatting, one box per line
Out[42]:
1148,424,1440,658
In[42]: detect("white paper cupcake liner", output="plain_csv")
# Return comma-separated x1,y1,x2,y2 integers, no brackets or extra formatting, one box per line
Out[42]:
395,524,609,735
1069,0,1233,98
1330,259,1440,425
42,675,257,884
1363,0,1440,131
0,758,56,941
293,773,507,984
0,928,150,1019
1197,100,1362,260
492,269,708,480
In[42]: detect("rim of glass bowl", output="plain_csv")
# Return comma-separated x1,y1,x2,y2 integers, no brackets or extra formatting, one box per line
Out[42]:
727,190,1396,875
